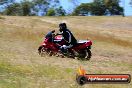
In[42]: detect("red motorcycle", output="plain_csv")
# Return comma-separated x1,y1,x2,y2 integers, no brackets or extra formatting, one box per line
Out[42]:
38,35,92,60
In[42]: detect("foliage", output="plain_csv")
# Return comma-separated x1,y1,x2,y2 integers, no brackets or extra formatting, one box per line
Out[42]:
0,0,65,16
0,0,123,16
2,0,34,16
32,0,50,15
21,1,33,16
0,0,15,5
46,8,55,16
72,0,123,16
104,0,123,15
72,3,91,16
55,6,66,16
3,3,23,16
90,0,107,15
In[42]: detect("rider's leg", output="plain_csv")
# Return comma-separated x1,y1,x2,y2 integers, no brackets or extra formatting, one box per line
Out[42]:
59,44,73,54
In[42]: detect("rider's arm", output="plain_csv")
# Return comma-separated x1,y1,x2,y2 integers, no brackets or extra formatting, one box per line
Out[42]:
45,31,52,38
66,31,71,44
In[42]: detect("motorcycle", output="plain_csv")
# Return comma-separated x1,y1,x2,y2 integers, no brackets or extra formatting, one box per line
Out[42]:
38,34,92,60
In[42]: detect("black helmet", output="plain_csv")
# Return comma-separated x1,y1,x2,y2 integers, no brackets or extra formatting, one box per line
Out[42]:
59,23,67,31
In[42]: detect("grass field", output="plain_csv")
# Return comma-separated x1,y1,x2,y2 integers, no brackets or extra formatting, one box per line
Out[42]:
0,16,132,88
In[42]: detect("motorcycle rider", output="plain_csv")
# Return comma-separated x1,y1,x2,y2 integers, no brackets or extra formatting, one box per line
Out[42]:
58,23,77,54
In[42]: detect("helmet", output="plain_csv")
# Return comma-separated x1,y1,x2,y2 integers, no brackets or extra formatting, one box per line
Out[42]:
59,23,67,32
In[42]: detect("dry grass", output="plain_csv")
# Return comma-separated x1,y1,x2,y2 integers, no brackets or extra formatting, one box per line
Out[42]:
0,16,132,88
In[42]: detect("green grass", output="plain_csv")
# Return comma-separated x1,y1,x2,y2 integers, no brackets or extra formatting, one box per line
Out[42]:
0,60,77,88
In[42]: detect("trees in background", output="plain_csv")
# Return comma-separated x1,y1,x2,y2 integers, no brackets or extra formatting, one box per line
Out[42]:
46,8,55,16
32,0,50,16
0,0,66,16
4,3,22,15
72,3,91,16
2,1,34,16
0,0,124,16
72,0,123,16
0,0,15,12
3,1,33,16
104,0,123,15
46,6,66,16
55,6,66,16
0,0,15,4
90,0,107,15
21,1,33,16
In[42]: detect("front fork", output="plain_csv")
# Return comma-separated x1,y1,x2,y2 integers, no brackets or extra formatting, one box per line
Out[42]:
87,45,91,49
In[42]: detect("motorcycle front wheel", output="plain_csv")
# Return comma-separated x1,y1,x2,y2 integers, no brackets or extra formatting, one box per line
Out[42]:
38,46,51,57
85,49,92,60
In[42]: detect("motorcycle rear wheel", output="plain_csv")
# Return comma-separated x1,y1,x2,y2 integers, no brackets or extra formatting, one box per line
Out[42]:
77,49,91,60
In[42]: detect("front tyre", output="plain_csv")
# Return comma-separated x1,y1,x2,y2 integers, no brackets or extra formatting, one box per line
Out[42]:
85,49,92,60
38,46,49,57
38,45,43,55
40,46,47,57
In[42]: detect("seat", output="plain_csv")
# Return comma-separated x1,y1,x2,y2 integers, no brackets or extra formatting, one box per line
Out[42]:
78,40,88,44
